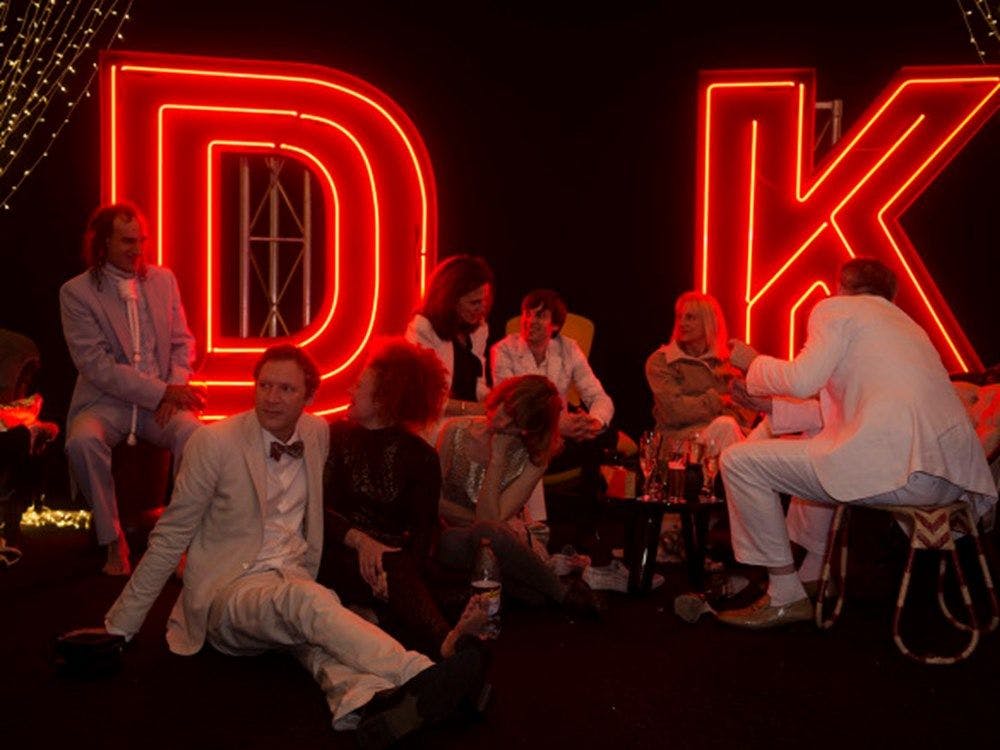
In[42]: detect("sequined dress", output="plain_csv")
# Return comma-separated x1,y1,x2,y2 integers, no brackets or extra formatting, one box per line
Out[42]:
439,416,530,516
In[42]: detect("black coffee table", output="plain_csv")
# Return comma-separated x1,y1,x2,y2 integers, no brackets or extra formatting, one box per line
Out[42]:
608,493,725,593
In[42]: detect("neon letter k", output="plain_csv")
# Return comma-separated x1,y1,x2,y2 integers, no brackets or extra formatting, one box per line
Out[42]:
697,67,1000,370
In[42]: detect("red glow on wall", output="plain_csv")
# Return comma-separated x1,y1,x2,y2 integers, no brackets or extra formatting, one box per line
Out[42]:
697,67,1000,371
99,51,437,418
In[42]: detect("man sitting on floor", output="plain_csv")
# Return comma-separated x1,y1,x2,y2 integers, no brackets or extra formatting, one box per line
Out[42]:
78,344,484,748
717,257,997,629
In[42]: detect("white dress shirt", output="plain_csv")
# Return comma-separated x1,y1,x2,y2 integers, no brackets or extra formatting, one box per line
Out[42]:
491,333,614,426
246,426,309,574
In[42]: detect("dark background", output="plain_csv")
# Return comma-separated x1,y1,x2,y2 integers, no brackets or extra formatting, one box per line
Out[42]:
2,0,997,469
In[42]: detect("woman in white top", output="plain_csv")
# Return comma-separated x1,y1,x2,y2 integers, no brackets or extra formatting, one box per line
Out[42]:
405,255,493,439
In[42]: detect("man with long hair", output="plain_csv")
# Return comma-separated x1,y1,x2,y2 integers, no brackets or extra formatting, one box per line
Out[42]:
60,202,205,575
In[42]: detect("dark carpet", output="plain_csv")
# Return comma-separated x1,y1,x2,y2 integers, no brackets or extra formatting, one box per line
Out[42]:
2,515,998,750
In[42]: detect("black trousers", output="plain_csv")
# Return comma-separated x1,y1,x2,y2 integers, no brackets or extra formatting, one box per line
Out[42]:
318,546,451,659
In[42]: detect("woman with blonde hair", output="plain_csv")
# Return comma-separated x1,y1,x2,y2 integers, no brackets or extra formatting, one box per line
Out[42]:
645,291,755,453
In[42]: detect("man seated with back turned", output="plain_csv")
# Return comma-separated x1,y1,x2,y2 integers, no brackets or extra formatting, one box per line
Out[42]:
717,257,997,629
86,344,484,748
60,202,205,575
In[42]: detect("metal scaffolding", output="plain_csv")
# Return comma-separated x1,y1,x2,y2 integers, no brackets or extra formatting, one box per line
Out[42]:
816,99,844,149
237,156,314,338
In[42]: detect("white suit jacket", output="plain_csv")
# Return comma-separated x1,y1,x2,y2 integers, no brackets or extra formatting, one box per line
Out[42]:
105,410,330,655
747,295,996,506
405,314,489,402
60,266,195,424
491,333,615,426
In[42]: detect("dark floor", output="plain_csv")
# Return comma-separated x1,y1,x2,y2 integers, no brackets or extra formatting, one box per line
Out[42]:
2,513,999,750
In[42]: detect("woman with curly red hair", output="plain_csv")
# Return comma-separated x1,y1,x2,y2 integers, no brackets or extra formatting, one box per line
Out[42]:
318,337,488,659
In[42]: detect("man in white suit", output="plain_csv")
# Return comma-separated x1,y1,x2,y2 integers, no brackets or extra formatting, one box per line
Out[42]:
717,257,997,628
98,344,484,747
60,203,205,575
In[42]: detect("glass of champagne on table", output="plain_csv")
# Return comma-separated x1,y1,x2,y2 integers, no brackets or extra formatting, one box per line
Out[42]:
702,438,720,499
638,430,661,500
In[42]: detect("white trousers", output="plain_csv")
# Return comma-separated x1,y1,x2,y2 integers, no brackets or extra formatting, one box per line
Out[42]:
720,437,964,568
206,568,433,724
65,402,201,545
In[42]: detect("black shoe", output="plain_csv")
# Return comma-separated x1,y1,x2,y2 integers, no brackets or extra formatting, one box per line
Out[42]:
355,648,485,750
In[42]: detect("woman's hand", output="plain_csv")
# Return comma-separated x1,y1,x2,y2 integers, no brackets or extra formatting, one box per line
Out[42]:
488,429,518,457
345,529,400,601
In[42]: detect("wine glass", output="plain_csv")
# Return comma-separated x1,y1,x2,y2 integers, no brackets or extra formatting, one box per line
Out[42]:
702,438,720,498
638,431,661,499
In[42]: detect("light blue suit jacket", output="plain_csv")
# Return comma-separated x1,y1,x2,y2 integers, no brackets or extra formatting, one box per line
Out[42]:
59,265,196,425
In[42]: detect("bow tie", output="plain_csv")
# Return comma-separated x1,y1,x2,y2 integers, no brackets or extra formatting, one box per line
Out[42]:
270,440,304,462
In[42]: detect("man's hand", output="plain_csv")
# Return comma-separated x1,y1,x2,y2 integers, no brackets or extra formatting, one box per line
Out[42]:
730,378,772,414
160,384,207,413
559,411,604,441
345,529,400,601
728,339,759,371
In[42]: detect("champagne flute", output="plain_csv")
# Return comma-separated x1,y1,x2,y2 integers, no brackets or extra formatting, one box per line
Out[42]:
702,438,720,498
638,430,660,499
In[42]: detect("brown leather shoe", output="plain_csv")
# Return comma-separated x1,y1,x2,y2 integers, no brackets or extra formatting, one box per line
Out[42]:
716,594,813,629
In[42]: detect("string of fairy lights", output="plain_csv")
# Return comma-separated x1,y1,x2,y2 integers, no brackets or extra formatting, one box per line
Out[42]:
955,0,1000,61
0,0,133,211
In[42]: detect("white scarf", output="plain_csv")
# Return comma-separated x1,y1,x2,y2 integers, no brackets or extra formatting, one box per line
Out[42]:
117,277,141,446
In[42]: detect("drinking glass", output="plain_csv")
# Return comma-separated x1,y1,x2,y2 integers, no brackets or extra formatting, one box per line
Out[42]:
702,438,720,498
638,430,661,498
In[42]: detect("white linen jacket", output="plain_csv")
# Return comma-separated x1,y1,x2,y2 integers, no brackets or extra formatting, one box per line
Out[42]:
105,410,330,655
405,314,489,402
491,333,614,427
747,294,996,508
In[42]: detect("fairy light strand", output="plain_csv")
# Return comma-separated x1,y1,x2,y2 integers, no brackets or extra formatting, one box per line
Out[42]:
956,0,1000,62
0,0,133,210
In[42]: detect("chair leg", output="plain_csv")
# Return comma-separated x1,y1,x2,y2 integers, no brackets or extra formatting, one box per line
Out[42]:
816,505,849,629
935,553,976,633
892,506,987,665
959,506,1000,634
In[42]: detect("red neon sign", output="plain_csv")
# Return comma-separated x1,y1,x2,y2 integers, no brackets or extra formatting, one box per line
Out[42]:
100,51,437,418
697,67,1000,370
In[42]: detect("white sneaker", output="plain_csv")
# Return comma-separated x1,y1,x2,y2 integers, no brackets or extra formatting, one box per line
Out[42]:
548,546,591,577
583,559,664,592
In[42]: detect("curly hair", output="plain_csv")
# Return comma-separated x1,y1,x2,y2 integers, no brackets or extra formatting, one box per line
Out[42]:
253,344,321,398
420,254,494,340
83,201,148,285
485,374,562,466
365,337,449,429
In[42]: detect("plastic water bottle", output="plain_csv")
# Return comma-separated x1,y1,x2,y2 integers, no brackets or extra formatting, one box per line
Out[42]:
471,537,501,638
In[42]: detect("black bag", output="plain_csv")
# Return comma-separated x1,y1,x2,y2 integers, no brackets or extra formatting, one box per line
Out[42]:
54,629,126,677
